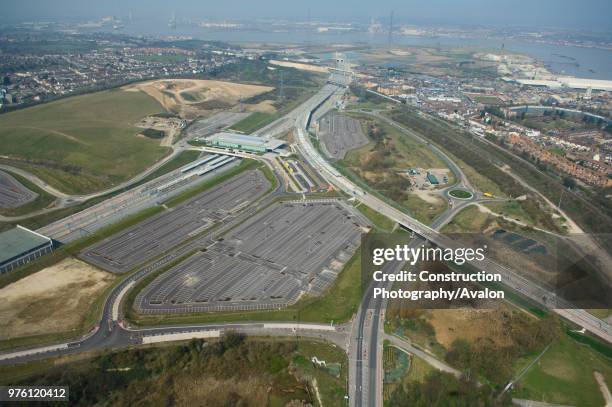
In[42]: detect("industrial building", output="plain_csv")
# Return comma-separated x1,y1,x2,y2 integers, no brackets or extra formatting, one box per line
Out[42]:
426,172,439,185
0,225,53,274
199,132,286,153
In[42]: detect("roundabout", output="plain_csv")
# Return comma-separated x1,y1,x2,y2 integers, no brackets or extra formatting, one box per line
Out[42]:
448,188,473,200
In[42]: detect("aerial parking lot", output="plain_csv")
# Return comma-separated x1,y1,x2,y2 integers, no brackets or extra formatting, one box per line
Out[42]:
0,170,38,209
135,199,370,313
318,112,369,160
79,169,270,273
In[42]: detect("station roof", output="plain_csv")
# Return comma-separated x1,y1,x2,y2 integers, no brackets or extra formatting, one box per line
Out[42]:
206,132,286,151
0,226,51,265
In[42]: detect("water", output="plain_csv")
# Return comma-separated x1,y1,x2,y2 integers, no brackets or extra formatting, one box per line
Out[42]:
101,21,612,80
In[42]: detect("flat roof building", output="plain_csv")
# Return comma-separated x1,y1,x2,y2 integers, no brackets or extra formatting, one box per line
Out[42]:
200,132,286,153
0,225,53,274
427,172,439,185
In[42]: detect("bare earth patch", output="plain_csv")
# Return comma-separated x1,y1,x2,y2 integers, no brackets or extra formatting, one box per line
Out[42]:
0,258,114,340
427,308,515,348
124,79,274,119
411,189,444,205
269,60,329,73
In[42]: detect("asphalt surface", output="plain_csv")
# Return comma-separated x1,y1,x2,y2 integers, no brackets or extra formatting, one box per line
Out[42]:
0,169,38,209
136,199,368,312
0,155,287,365
318,112,368,160
183,112,250,141
80,169,269,273
38,156,241,244
2,70,611,407
293,81,612,405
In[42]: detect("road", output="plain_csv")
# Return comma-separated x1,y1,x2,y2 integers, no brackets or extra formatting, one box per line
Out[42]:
293,86,612,342
0,112,246,222
290,82,612,406
1,71,611,407
383,333,461,377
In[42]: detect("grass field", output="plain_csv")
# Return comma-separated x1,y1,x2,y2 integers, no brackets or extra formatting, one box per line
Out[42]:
344,114,449,171
405,354,435,383
442,205,494,233
404,193,448,225
0,89,170,194
514,335,612,406
355,203,396,232
339,115,451,225
229,111,275,133
484,200,535,225
448,189,473,199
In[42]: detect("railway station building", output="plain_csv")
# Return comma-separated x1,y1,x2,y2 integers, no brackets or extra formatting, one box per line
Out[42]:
200,132,286,153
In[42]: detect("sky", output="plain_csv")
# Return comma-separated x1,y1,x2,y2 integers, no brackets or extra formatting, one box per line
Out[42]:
4,0,612,32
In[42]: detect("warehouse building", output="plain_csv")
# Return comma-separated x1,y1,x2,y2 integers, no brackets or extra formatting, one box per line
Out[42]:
426,172,439,185
0,225,53,274
199,132,286,154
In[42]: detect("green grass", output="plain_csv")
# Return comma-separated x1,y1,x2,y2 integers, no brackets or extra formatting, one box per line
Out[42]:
442,205,493,233
0,358,54,384
403,193,448,225
405,354,435,383
229,111,276,133
294,340,349,404
344,114,448,171
448,189,473,199
0,88,170,194
0,170,56,217
513,334,612,407
566,329,612,359
484,200,534,225
356,203,396,231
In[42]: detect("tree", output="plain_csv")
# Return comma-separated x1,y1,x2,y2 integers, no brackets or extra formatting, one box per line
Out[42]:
563,176,576,190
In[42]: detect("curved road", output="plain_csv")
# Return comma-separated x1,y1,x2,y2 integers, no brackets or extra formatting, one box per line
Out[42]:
1,74,610,407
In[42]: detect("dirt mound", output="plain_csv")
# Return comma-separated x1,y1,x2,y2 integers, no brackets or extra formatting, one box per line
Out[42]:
124,79,274,119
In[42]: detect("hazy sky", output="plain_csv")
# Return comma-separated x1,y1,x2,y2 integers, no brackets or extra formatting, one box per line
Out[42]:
5,0,612,31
